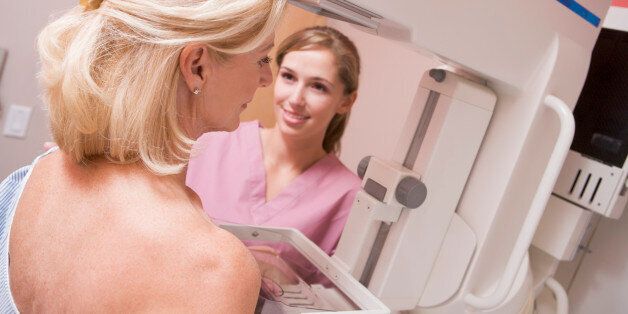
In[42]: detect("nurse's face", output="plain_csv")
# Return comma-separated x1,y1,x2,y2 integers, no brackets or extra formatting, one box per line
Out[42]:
273,48,353,142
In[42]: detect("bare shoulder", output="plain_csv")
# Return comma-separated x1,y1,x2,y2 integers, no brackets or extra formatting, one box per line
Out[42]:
161,222,262,312
13,152,261,312
108,185,262,312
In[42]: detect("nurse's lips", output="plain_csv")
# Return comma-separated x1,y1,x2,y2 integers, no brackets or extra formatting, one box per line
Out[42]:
283,108,309,121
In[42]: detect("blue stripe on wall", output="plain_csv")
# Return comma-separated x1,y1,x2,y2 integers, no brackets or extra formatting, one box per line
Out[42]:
556,0,601,27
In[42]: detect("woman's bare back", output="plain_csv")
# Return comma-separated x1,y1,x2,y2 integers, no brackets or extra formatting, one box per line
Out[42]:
8,151,260,313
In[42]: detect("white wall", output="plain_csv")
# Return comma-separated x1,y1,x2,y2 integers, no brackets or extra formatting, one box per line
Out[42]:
0,0,74,178
604,6,628,32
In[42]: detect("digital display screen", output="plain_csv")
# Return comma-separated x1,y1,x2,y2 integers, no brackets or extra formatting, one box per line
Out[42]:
571,28,628,168
364,178,387,202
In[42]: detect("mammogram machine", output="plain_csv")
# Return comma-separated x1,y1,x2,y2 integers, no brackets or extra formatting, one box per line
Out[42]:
226,1,626,313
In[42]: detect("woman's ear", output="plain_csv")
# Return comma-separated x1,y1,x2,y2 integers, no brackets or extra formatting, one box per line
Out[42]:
179,44,213,94
336,92,357,115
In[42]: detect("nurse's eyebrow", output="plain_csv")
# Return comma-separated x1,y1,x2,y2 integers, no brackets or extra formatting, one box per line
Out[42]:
280,66,334,86
311,77,333,86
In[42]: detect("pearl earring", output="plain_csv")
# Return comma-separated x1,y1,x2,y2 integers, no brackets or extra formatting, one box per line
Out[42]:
193,88,201,95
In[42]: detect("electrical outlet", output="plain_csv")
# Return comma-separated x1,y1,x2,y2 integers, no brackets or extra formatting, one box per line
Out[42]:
2,104,32,139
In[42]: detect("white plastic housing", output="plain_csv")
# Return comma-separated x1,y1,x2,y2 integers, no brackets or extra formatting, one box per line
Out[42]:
221,224,390,314
336,70,494,310
290,0,611,312
553,150,627,218
532,195,593,261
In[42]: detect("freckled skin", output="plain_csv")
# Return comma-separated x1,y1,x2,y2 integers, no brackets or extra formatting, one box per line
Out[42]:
9,152,261,313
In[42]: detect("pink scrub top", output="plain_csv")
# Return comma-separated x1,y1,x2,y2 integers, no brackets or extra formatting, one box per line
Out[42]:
186,121,361,280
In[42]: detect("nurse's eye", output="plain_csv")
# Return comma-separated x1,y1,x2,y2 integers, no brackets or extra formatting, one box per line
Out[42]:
257,56,272,67
312,82,328,93
281,72,295,81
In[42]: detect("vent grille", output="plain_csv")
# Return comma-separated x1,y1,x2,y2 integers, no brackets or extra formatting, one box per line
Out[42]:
553,151,624,217
567,170,603,206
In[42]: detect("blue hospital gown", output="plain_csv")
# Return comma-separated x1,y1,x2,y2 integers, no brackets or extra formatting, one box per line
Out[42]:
0,148,56,313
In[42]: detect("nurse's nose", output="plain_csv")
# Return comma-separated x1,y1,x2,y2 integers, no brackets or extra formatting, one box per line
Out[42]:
288,84,306,107
259,63,273,87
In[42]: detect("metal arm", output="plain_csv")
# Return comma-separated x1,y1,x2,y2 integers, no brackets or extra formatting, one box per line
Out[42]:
464,95,575,310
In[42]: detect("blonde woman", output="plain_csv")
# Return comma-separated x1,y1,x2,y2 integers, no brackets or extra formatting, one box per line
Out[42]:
0,0,286,312
187,26,361,283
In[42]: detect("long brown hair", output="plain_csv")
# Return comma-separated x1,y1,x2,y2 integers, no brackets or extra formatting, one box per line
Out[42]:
275,26,360,154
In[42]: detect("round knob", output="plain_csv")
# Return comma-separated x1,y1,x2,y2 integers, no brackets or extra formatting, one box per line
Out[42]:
357,156,372,179
429,68,446,82
395,176,427,209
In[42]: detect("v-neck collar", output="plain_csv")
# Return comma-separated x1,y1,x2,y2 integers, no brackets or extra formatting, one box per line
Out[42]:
244,122,338,224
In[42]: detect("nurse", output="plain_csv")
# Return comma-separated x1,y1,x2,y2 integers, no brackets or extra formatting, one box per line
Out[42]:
186,26,362,281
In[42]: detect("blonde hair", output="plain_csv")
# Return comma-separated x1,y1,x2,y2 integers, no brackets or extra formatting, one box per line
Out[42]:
38,0,286,174
275,26,360,154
